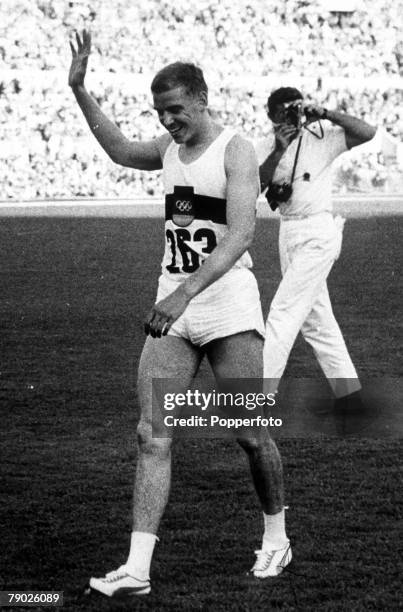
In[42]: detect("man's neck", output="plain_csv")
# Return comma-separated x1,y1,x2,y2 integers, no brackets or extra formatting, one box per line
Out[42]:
185,118,222,149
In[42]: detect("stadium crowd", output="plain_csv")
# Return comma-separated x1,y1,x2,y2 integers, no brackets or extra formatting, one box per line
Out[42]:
1,0,403,199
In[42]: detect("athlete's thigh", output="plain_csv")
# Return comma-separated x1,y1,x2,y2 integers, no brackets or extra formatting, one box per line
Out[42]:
206,332,269,444
205,330,263,379
137,335,203,429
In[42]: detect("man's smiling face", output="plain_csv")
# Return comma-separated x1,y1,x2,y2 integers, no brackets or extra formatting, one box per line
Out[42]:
153,86,206,145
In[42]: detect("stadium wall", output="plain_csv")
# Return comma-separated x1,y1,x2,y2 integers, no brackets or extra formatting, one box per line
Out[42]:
0,195,402,218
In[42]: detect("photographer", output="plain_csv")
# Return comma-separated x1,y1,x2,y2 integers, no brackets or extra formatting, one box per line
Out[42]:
256,87,376,418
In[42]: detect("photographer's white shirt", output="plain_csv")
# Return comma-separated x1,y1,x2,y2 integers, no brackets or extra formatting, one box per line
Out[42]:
255,122,347,218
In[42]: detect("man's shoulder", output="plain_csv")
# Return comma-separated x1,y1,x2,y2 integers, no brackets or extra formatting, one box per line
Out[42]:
304,122,345,145
226,131,253,150
321,121,346,140
221,132,260,184
225,132,258,167
319,122,347,154
303,122,347,163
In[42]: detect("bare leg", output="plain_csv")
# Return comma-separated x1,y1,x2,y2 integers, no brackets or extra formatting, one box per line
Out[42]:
206,331,284,514
88,335,204,592
134,335,203,532
239,434,284,514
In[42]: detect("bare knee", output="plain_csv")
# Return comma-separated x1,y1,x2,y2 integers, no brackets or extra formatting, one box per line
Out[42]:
136,422,172,459
237,436,261,455
237,429,274,455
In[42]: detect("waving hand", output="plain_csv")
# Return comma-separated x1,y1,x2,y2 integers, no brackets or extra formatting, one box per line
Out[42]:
68,29,91,88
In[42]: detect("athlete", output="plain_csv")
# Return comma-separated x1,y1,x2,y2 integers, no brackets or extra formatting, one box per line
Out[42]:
68,31,291,598
256,87,376,423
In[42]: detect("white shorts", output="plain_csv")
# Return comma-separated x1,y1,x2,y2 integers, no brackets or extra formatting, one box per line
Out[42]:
156,268,265,346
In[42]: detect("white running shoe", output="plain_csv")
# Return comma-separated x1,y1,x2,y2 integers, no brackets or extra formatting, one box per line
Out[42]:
250,541,292,579
88,565,151,598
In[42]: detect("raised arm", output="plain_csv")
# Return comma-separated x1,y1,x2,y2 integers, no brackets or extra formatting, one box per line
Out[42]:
303,103,376,150
326,110,376,150
145,136,260,337
68,30,169,170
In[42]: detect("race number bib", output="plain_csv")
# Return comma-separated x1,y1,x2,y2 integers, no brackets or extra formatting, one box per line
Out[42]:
164,186,226,274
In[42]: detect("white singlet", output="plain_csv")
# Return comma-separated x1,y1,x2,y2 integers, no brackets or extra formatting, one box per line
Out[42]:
161,128,253,280
155,128,265,346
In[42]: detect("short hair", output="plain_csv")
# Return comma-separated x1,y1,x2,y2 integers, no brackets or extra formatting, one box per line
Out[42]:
267,87,303,116
151,62,208,98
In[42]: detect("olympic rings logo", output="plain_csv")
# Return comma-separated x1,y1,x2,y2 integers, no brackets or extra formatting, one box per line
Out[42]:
175,200,193,212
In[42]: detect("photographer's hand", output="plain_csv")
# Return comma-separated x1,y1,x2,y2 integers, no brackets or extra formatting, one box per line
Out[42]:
259,124,297,192
274,124,299,152
302,103,327,125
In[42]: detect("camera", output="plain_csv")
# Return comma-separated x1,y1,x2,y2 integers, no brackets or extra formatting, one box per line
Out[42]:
284,101,303,128
265,181,293,211
304,106,317,123
284,101,322,128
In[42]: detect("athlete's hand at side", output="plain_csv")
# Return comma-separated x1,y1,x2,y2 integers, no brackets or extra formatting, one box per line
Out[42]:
68,29,91,88
144,285,191,338
274,124,299,152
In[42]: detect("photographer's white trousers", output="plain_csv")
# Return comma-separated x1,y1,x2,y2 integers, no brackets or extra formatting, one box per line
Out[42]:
263,213,361,398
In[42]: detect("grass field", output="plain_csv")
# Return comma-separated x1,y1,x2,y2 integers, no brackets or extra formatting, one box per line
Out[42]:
0,214,402,611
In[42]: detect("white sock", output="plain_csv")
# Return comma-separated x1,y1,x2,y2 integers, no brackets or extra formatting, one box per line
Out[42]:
262,508,288,550
125,531,158,581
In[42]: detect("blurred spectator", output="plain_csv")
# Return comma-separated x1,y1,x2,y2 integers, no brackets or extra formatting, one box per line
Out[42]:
1,0,403,199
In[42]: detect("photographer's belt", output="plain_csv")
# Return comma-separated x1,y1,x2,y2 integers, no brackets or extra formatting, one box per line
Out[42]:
281,211,332,221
